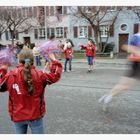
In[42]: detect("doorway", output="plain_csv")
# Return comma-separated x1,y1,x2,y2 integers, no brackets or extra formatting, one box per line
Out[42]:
23,37,31,45
118,34,129,52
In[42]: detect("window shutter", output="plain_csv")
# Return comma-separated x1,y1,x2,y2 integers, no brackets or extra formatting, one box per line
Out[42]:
127,6,132,10
64,27,68,38
5,31,9,40
47,28,50,38
88,26,92,38
134,24,139,34
109,24,114,37
90,6,97,13
116,6,122,10
34,29,38,39
100,6,106,11
73,27,78,38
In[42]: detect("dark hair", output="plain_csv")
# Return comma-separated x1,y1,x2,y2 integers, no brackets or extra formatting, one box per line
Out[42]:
66,39,74,47
18,49,34,96
88,38,95,45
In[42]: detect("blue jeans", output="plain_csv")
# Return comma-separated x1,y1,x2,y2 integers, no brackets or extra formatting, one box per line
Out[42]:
64,58,72,71
13,118,44,134
87,56,94,65
35,56,41,66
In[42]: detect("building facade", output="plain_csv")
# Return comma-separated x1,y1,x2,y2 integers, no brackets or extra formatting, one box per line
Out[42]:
0,6,140,53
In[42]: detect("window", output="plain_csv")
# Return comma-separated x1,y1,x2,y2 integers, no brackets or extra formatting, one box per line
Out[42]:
47,27,67,38
22,7,28,17
63,6,67,15
39,28,46,39
120,24,127,31
46,6,49,16
33,7,37,18
79,26,88,38
17,8,22,18
38,7,45,26
56,6,63,14
5,30,10,40
10,30,19,40
56,27,63,38
47,28,55,38
28,7,33,17
5,30,19,40
86,7,92,13
100,25,109,37
50,6,54,16
24,29,28,34
107,6,117,11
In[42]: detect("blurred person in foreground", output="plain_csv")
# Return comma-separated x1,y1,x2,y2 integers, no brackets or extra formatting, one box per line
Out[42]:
99,31,140,104
0,49,62,134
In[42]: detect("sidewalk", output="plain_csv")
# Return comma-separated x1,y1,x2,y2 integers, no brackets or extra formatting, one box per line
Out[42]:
67,58,128,65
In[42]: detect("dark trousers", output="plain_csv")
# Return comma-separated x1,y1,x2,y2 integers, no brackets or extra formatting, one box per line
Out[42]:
35,56,41,66
64,58,72,71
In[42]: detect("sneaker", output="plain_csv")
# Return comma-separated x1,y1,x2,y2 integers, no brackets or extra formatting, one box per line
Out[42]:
99,95,108,103
87,69,91,72
104,95,113,104
99,94,113,104
67,70,70,72
63,70,66,72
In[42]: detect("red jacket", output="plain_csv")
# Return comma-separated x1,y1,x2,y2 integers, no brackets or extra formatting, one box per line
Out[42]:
81,44,96,57
64,48,73,59
0,61,62,122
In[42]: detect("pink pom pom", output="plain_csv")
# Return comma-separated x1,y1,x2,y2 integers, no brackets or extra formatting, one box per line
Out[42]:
0,48,15,66
38,40,63,60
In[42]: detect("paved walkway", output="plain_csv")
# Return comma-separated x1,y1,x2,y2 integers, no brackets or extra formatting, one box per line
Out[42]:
62,58,128,65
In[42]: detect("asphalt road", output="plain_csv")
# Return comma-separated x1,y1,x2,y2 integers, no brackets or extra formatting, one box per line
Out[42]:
0,61,140,134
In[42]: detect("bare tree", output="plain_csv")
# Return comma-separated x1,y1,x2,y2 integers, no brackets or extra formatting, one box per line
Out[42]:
1,7,38,45
133,6,140,20
69,6,122,52
0,8,8,41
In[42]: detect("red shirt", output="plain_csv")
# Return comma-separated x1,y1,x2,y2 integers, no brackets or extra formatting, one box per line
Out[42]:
81,44,96,57
0,61,62,122
64,48,73,59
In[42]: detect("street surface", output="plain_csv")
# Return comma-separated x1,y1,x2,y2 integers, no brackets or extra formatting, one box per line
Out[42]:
0,59,140,134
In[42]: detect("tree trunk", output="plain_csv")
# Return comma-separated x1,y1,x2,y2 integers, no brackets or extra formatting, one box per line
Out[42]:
91,25,100,52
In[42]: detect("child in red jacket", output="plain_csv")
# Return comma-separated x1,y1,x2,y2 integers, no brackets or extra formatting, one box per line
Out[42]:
0,49,62,134
63,40,74,72
80,38,96,72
